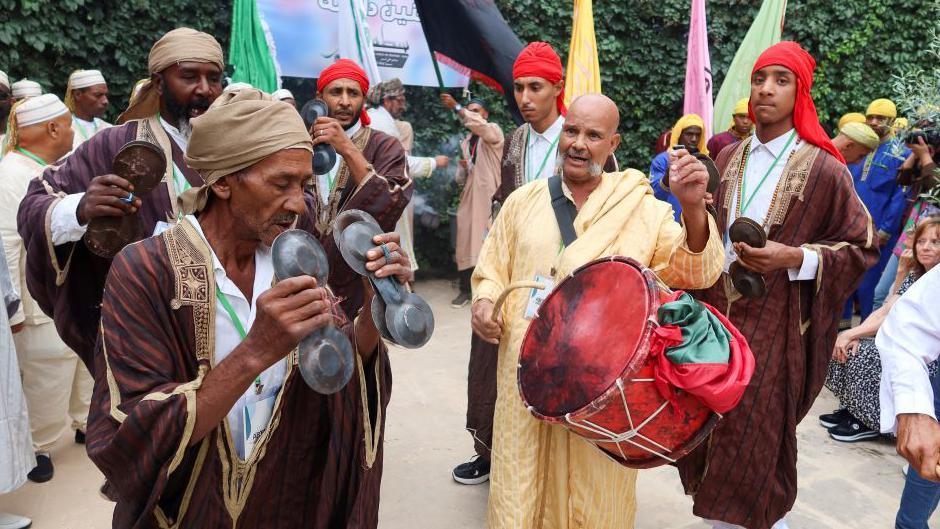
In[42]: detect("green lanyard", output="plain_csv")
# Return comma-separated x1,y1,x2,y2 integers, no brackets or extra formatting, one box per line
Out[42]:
16,147,47,166
325,165,339,193
525,128,561,183
173,164,191,194
215,288,263,392
738,131,796,216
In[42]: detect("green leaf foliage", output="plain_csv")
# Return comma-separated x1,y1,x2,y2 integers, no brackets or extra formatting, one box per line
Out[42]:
4,0,935,272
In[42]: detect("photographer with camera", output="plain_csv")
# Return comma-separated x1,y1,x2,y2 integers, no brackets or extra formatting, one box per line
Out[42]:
843,98,912,325
872,125,940,308
309,59,412,317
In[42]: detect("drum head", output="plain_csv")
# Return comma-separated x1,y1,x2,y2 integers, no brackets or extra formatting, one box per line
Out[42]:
271,229,329,285
519,258,657,417
111,140,166,196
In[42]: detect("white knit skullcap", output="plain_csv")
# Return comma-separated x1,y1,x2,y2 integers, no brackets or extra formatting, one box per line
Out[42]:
11,79,42,98
16,94,69,127
68,69,107,90
272,88,294,101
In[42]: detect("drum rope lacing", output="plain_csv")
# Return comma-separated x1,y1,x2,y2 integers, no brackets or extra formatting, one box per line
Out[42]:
561,377,678,463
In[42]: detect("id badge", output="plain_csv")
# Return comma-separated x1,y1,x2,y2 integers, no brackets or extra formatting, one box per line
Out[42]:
152,221,172,236
524,274,555,320
241,388,278,457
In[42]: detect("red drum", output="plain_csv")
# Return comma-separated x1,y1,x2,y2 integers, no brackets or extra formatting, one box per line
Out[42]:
517,256,720,469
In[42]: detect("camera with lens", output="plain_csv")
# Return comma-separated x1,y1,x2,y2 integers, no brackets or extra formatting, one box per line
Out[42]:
900,122,940,147
300,99,338,175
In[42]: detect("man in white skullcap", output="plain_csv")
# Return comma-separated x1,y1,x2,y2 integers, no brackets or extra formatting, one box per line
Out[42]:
0,94,90,484
0,71,11,160
17,27,224,384
10,79,41,101
272,87,296,108
222,81,252,93
64,69,111,150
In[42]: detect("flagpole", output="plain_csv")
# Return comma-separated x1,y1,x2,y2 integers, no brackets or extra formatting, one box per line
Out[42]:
430,51,446,90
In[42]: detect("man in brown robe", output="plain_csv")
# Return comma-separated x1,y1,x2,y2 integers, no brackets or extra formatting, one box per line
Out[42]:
676,42,880,529
16,28,224,375
88,88,410,528
310,59,411,317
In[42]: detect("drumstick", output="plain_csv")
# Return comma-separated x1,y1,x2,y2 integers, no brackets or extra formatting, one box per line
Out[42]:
492,281,546,322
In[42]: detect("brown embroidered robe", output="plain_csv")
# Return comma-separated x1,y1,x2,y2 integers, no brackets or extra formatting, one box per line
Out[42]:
87,214,391,529
17,118,203,374
676,140,879,529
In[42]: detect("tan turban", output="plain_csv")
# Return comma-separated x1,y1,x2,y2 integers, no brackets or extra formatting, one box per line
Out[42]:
117,27,224,124
179,89,313,214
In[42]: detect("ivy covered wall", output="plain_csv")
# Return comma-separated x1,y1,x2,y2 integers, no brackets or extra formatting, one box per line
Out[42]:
2,0,935,271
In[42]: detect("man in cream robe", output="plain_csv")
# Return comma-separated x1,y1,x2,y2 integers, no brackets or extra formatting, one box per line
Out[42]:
472,94,724,528
0,94,91,482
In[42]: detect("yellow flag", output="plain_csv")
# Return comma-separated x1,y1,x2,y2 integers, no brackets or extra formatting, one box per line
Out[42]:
565,0,602,106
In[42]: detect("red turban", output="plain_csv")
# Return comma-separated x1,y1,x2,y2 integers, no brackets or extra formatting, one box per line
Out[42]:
512,42,567,116
317,58,371,127
749,41,845,164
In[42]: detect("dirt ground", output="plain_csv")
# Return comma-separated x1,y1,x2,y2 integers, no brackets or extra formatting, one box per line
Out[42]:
0,278,933,528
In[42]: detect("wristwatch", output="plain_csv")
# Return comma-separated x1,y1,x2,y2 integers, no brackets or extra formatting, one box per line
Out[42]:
453,103,463,113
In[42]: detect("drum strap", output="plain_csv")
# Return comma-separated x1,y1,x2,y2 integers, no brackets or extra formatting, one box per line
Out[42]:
548,175,578,247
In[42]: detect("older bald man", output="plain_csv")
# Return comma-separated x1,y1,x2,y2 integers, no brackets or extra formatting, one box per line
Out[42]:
471,94,724,529
87,88,410,528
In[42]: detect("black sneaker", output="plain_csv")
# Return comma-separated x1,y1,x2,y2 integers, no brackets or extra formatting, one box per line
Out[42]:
829,417,879,442
452,456,490,485
451,292,471,308
819,408,852,428
27,454,54,483
75,429,86,444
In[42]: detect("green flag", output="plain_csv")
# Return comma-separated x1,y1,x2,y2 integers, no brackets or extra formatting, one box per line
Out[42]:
229,0,279,93
712,0,787,133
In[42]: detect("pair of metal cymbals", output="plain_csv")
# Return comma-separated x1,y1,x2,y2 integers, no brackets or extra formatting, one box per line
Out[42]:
271,229,354,394
728,217,767,298
85,141,166,258
333,209,434,348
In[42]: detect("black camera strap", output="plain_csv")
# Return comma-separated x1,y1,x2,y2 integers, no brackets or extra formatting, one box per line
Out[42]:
548,175,578,247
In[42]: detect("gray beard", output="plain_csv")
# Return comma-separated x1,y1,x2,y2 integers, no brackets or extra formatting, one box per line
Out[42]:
556,153,603,178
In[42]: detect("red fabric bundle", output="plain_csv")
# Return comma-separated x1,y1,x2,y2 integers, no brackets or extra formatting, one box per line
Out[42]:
512,42,567,116
317,59,372,127
649,291,756,414
749,41,845,164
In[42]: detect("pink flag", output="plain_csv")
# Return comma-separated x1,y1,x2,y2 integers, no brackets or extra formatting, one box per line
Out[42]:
684,0,713,138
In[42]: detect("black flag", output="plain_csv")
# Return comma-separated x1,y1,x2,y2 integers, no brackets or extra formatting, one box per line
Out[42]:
414,0,524,123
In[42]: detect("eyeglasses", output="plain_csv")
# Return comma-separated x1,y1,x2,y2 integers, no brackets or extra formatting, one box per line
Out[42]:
915,237,940,249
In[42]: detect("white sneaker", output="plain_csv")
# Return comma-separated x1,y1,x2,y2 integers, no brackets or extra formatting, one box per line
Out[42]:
0,513,31,529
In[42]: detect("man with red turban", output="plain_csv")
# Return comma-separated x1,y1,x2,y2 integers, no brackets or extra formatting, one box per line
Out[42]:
311,58,412,317
676,41,879,529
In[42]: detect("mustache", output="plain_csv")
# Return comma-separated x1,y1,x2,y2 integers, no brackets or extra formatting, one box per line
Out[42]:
271,214,298,225
557,151,603,177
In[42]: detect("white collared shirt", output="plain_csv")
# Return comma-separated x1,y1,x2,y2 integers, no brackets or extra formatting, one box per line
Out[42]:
50,119,185,245
724,129,819,281
877,265,940,433
186,215,287,459
317,120,361,205
71,116,112,151
525,115,565,183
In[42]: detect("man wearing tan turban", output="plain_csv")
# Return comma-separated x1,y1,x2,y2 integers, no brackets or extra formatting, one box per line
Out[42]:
87,88,411,528
17,27,225,379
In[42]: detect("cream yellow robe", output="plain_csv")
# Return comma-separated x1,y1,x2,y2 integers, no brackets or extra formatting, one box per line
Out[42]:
473,169,724,529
